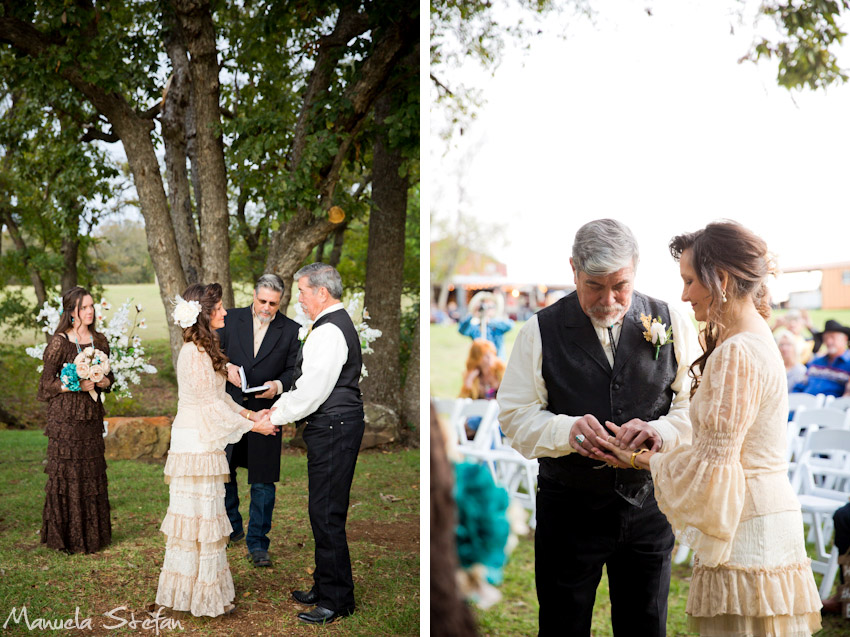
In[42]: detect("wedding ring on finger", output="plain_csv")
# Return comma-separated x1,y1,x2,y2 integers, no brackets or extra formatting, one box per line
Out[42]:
575,434,586,446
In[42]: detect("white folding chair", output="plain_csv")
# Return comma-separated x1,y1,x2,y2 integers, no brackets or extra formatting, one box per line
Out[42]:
788,408,850,474
791,428,850,598
827,396,850,412
789,392,825,412
460,404,539,529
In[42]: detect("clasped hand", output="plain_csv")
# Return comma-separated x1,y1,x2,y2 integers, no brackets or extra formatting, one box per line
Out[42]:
570,416,660,469
78,378,110,392
251,410,279,436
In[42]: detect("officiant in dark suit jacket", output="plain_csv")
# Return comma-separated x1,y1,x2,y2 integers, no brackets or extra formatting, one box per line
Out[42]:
218,273,301,568
498,219,698,636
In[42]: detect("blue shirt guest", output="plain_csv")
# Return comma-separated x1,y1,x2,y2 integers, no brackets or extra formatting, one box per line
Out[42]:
269,263,365,626
218,274,301,568
457,292,514,359
792,319,850,398
498,219,698,636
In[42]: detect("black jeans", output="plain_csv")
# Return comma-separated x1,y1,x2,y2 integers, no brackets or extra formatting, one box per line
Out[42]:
302,410,365,612
535,476,674,637
835,502,850,584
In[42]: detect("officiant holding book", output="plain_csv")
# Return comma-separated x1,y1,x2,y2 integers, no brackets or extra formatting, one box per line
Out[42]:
218,273,301,567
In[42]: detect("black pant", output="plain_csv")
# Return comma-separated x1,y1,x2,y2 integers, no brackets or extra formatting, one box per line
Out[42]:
302,410,365,612
835,502,850,584
535,476,674,637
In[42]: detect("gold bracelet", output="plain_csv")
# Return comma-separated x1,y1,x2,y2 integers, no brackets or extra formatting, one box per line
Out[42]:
630,448,649,470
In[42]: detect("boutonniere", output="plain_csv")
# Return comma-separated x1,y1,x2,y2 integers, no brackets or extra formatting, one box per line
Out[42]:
298,324,312,346
640,314,674,360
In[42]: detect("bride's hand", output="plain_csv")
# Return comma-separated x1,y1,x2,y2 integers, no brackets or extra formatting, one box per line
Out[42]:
251,414,278,436
252,409,270,421
597,422,652,469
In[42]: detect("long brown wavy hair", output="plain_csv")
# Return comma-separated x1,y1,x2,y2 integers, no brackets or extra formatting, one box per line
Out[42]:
669,221,774,397
181,283,229,374
54,286,103,342
459,338,505,399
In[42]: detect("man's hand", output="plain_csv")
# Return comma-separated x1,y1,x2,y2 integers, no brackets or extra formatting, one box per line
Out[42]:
255,381,277,400
227,364,241,388
610,418,662,451
570,414,629,467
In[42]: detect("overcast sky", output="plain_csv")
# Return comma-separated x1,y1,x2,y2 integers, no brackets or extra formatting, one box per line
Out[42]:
430,0,850,314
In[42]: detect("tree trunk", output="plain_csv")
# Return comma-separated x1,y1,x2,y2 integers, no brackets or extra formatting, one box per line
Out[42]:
2,211,47,308
361,92,409,415
162,22,202,285
328,223,347,268
60,234,78,293
266,212,337,310
402,313,420,447
172,0,233,308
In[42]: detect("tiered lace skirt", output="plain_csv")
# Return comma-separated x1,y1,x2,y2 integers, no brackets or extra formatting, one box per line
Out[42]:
686,510,822,636
155,427,235,617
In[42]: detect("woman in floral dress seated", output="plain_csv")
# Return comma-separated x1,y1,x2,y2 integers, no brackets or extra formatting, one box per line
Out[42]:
155,283,277,617
599,222,821,635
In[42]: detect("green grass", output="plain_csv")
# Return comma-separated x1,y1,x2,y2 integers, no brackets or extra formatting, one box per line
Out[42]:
0,430,419,636
472,532,847,635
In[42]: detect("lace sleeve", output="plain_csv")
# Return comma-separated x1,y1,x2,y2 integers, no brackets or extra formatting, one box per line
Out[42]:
649,339,760,566
37,335,67,403
182,345,253,448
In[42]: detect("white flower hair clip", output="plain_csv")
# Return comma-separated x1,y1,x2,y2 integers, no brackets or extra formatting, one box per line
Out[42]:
172,295,202,329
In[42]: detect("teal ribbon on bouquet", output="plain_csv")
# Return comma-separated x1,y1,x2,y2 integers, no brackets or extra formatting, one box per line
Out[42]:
454,461,511,585
60,362,81,392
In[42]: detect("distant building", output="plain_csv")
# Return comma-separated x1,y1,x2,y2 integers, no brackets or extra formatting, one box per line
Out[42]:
779,261,850,310
430,242,573,320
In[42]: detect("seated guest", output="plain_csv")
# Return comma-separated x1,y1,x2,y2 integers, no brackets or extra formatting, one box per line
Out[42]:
776,329,808,390
793,320,850,398
459,339,505,439
822,502,850,614
459,339,505,401
773,309,817,362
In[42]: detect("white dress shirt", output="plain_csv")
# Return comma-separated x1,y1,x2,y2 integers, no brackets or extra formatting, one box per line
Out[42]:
250,307,284,396
498,304,698,459
269,303,349,426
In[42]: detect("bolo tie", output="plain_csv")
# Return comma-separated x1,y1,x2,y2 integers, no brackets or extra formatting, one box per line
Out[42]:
607,325,617,361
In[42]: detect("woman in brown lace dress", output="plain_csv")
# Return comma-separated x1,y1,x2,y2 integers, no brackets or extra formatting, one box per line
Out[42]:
37,286,114,554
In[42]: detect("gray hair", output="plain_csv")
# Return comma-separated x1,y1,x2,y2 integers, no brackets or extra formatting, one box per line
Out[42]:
572,218,640,276
255,273,285,295
294,262,343,300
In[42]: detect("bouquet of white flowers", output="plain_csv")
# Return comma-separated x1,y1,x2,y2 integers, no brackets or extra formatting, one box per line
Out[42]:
27,297,157,399
71,346,111,401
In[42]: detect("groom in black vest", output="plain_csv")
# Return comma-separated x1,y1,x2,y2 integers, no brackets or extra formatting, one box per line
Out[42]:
269,262,365,625
499,219,697,636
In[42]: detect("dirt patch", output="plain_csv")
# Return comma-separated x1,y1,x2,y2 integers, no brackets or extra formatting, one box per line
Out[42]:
347,514,419,554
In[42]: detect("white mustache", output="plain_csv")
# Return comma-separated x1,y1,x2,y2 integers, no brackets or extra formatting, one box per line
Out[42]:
588,304,626,316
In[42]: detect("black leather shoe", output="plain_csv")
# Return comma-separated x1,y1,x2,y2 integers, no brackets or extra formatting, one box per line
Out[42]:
228,530,245,546
292,589,319,605
296,606,354,625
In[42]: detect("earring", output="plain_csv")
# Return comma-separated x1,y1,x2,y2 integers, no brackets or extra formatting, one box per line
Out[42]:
71,317,75,324
721,289,727,303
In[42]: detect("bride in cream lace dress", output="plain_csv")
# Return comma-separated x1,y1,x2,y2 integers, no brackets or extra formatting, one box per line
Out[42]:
600,223,821,636
155,283,277,617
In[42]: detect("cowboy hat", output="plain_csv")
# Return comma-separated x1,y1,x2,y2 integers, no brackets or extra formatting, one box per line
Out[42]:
822,319,850,338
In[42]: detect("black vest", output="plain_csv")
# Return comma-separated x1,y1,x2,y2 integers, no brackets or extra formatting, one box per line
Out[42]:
293,307,363,418
536,291,678,506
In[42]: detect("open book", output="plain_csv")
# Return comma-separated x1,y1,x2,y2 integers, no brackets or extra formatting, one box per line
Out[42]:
239,366,270,394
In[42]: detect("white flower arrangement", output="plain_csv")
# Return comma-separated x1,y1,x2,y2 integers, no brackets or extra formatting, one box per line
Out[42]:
172,295,202,328
640,313,674,361
27,296,157,399
293,291,381,380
